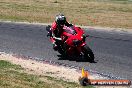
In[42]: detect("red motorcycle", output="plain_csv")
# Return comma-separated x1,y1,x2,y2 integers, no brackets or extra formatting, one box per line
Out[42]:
46,25,94,62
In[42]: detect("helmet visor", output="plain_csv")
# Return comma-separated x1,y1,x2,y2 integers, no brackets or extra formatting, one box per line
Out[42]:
58,20,65,26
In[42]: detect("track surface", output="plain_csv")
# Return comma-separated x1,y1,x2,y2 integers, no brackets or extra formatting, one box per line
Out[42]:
0,22,132,80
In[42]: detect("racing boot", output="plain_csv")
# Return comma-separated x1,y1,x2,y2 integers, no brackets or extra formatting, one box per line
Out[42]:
53,43,58,51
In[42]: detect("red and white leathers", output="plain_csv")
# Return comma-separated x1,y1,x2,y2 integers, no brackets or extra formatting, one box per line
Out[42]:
50,21,73,44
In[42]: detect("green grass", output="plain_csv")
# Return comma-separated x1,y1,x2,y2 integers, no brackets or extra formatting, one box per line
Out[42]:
0,60,23,70
0,0,131,29
0,60,94,88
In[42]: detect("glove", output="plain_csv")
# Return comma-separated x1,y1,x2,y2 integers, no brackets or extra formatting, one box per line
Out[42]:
47,32,50,37
47,31,52,37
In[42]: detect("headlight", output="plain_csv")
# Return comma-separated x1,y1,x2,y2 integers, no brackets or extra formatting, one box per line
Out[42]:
73,39,81,46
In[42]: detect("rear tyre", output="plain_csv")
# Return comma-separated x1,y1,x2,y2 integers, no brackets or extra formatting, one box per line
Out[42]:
82,45,94,62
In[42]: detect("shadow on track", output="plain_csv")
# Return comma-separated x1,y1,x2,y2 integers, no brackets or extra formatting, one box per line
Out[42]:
57,55,97,63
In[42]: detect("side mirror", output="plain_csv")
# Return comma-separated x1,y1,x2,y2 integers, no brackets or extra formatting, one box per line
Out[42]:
83,34,89,38
86,35,89,37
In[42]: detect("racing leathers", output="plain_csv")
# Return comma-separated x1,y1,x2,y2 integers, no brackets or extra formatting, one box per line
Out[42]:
50,21,72,50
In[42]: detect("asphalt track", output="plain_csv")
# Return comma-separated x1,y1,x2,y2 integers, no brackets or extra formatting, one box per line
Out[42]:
0,22,132,80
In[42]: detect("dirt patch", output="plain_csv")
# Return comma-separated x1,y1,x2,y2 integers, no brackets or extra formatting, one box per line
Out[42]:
0,52,82,83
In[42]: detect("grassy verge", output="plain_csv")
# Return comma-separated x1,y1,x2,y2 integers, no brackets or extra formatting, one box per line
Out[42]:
0,0,132,29
0,60,94,88
0,0,132,28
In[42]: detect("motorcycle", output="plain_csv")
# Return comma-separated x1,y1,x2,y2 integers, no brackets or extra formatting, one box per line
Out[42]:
46,25,94,62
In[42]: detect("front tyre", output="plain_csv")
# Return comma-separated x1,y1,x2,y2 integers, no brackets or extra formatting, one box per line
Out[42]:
82,45,94,62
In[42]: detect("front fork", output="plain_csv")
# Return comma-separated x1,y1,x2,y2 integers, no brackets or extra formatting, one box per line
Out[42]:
77,42,86,58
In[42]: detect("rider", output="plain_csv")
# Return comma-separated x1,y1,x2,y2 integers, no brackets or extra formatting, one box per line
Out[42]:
50,13,73,50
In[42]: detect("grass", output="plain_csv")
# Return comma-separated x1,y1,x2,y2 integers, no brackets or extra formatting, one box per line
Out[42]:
0,0,132,29
0,60,94,88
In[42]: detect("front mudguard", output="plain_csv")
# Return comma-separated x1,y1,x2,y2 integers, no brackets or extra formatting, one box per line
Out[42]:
81,42,87,47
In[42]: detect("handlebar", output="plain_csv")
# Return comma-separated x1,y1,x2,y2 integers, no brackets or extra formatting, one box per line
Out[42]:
53,37,62,41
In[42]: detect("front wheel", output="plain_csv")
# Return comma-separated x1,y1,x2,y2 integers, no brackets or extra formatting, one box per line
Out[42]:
82,45,94,62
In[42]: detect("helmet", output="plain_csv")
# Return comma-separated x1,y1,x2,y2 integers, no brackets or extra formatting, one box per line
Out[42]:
55,14,66,26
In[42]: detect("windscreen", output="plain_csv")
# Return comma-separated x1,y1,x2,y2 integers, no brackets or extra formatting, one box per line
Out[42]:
63,26,76,35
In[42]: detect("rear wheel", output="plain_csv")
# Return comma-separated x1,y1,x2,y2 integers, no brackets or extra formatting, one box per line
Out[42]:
82,45,94,62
